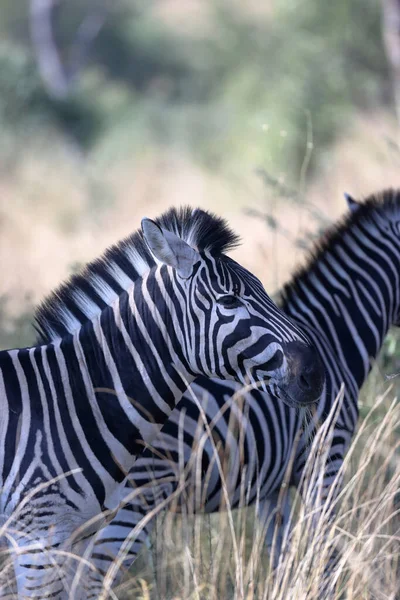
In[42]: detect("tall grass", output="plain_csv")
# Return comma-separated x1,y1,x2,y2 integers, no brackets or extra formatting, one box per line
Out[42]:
106,385,400,600
0,380,398,598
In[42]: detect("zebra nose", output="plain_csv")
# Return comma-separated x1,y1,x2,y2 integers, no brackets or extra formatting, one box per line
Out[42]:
282,341,325,405
298,362,323,394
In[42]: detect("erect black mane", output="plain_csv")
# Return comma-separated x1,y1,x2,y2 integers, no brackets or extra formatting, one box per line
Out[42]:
280,188,400,307
34,205,241,343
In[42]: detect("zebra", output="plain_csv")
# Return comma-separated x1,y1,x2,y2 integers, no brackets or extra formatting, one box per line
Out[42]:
0,206,323,599
33,189,400,593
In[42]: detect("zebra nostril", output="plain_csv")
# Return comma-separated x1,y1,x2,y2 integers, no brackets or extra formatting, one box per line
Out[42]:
299,373,311,391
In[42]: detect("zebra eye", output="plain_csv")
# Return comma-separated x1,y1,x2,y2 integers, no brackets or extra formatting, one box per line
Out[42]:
217,295,242,308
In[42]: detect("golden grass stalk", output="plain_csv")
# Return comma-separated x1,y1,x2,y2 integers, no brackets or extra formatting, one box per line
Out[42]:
0,385,398,600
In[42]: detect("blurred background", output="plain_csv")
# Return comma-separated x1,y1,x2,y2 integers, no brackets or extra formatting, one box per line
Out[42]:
2,3,400,596
1,0,400,350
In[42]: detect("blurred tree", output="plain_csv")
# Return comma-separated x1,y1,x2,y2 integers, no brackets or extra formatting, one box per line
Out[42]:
382,0,400,124
30,0,107,99
0,0,394,176
0,41,101,150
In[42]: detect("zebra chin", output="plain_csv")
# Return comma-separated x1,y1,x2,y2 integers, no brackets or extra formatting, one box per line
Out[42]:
272,384,323,409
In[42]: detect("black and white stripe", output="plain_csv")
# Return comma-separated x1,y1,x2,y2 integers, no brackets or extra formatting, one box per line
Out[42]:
0,206,320,599
35,190,400,593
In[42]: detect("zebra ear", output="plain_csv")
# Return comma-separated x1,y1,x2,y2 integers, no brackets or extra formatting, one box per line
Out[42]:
141,218,200,278
344,193,360,213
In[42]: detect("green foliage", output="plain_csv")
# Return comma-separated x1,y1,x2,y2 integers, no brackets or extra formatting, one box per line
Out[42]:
380,329,400,374
0,0,392,178
0,41,100,156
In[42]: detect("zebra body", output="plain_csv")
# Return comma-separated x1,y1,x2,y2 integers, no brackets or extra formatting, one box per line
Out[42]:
113,191,396,574
37,190,400,591
0,207,321,599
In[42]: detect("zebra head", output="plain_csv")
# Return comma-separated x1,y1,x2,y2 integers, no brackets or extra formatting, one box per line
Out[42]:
35,207,324,409
141,212,325,407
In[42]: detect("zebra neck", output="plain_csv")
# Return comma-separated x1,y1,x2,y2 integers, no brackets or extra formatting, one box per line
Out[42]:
283,219,397,392
58,282,195,457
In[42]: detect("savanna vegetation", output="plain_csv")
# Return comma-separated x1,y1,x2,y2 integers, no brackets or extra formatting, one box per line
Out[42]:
0,1,399,598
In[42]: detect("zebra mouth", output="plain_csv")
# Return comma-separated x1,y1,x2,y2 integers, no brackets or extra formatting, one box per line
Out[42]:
247,375,318,408
274,386,297,408
275,386,315,409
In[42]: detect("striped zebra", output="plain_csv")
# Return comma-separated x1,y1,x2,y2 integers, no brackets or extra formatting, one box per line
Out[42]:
0,206,322,599
34,189,400,592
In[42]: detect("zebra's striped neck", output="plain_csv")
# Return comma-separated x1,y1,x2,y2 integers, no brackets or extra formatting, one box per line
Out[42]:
64,273,195,450
281,191,400,393
0,270,196,496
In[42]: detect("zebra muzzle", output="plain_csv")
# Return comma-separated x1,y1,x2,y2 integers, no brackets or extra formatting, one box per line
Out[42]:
278,341,325,406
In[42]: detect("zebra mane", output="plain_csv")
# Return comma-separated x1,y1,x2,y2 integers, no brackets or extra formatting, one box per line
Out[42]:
280,188,400,307
34,205,241,343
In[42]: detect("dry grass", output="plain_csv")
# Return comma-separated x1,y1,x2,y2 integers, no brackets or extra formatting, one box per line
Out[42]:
108,386,399,600
0,379,398,599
